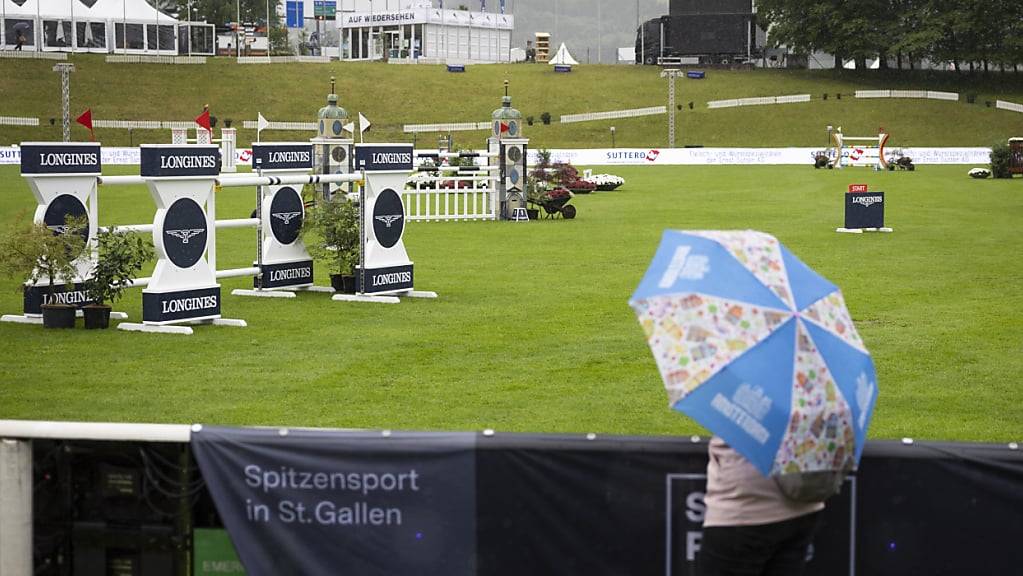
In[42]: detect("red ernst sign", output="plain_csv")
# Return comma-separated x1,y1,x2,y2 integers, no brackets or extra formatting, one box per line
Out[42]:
848,184,868,193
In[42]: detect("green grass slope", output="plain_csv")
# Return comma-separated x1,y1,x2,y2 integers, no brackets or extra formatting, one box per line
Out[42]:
2,56,1023,147
0,164,1020,442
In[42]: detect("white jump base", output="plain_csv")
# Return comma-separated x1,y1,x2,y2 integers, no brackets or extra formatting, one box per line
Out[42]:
836,227,894,234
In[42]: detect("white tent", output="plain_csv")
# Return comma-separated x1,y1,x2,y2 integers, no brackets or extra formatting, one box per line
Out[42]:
549,42,578,66
1,0,195,55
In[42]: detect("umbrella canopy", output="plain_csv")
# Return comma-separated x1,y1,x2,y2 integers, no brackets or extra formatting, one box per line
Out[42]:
630,230,878,477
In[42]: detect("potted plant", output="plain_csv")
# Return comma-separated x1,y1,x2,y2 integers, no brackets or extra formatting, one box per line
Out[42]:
82,228,154,329
304,195,360,293
0,215,87,329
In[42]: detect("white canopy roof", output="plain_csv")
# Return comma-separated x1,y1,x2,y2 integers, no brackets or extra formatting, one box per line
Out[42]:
2,0,179,23
549,42,579,66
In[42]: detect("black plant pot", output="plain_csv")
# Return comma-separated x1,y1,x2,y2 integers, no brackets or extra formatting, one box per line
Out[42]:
342,275,357,294
331,274,359,294
526,208,540,220
41,304,76,329
83,305,112,329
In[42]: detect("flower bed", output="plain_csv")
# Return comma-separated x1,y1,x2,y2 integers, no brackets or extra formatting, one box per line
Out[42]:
583,174,625,191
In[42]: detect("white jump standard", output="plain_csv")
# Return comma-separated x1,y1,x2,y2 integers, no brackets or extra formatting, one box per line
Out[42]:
333,144,437,304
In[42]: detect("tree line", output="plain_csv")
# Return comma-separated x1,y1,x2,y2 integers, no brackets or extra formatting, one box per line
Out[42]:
756,0,1023,71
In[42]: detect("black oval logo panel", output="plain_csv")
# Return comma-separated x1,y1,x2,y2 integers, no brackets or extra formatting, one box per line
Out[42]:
43,194,89,241
507,146,522,163
331,146,347,163
270,187,303,245
372,189,404,249
163,198,207,268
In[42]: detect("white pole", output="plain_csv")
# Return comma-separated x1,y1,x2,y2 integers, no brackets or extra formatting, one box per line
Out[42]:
187,0,191,56
70,0,75,53
0,439,32,576
597,0,600,64
266,0,270,55
236,0,241,57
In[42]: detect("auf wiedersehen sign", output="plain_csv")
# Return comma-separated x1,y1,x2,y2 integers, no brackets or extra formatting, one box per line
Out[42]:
191,426,476,576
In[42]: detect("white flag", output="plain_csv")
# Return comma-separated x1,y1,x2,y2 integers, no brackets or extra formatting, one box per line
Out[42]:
343,121,356,135
359,113,371,134
256,112,270,143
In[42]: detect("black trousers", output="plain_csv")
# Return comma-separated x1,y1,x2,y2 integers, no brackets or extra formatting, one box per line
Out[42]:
698,511,822,576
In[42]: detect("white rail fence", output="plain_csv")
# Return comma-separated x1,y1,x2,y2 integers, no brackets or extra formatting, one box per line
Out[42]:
403,183,497,222
0,116,39,126
0,51,67,60
996,100,1023,113
105,55,207,64
560,106,667,124
855,89,959,101
403,122,491,134
707,94,811,109
240,120,318,131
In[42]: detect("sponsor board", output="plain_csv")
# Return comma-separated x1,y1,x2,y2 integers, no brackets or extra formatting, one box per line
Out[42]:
845,192,885,229
252,144,313,171
359,265,413,294
372,189,405,249
355,145,414,172
256,260,314,289
143,286,221,323
140,146,220,177
20,143,101,174
0,147,998,167
162,198,209,268
23,282,93,314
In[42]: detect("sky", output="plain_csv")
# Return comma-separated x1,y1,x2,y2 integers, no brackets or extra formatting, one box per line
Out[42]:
340,0,672,63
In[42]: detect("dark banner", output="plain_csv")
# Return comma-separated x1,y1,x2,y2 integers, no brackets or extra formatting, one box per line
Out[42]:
20,143,101,174
142,287,220,323
251,144,313,171
845,192,886,229
24,282,92,314
359,264,413,294
355,145,414,172
256,260,313,289
140,146,221,177
191,427,477,576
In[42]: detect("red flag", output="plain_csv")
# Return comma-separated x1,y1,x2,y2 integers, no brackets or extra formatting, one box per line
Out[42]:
500,121,510,134
195,108,211,133
75,108,93,130
75,108,95,141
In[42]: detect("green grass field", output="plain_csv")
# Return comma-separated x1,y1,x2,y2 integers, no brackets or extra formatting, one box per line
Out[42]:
1,164,1020,442
2,56,1023,147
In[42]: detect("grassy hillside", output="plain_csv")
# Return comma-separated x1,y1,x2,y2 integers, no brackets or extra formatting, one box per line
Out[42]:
0,164,1020,441
2,55,1023,148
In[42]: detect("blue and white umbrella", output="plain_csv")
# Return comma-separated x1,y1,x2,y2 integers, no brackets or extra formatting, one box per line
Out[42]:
630,230,878,476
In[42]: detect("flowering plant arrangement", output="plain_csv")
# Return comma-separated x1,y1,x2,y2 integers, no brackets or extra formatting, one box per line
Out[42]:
583,174,625,191
565,179,596,194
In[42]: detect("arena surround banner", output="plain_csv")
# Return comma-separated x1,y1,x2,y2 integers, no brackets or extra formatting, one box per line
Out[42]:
191,426,477,576
190,429,1022,576
0,147,996,167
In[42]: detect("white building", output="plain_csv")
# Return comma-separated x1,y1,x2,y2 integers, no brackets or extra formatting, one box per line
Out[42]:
335,1,513,63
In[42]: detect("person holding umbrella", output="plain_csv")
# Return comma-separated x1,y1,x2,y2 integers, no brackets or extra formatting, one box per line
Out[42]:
630,230,878,575
15,29,27,51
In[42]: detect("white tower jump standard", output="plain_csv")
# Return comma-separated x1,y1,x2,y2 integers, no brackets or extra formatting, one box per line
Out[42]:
232,143,329,299
1,143,104,326
333,144,436,304
118,145,244,335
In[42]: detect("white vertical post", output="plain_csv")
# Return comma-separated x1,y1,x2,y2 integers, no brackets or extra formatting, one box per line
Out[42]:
0,439,32,576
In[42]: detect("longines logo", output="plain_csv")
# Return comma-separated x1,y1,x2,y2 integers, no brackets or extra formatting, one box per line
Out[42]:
852,195,884,208
47,224,70,234
272,212,301,225
38,152,98,166
166,229,205,243
375,214,402,228
160,154,217,170
43,194,89,240
268,267,311,282
161,295,218,315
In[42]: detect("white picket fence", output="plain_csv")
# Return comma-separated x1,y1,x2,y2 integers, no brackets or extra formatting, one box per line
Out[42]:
240,120,318,131
105,55,206,64
403,122,490,134
855,89,959,101
996,100,1023,114
0,116,39,126
560,106,667,124
707,94,811,109
403,181,498,221
0,51,67,60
